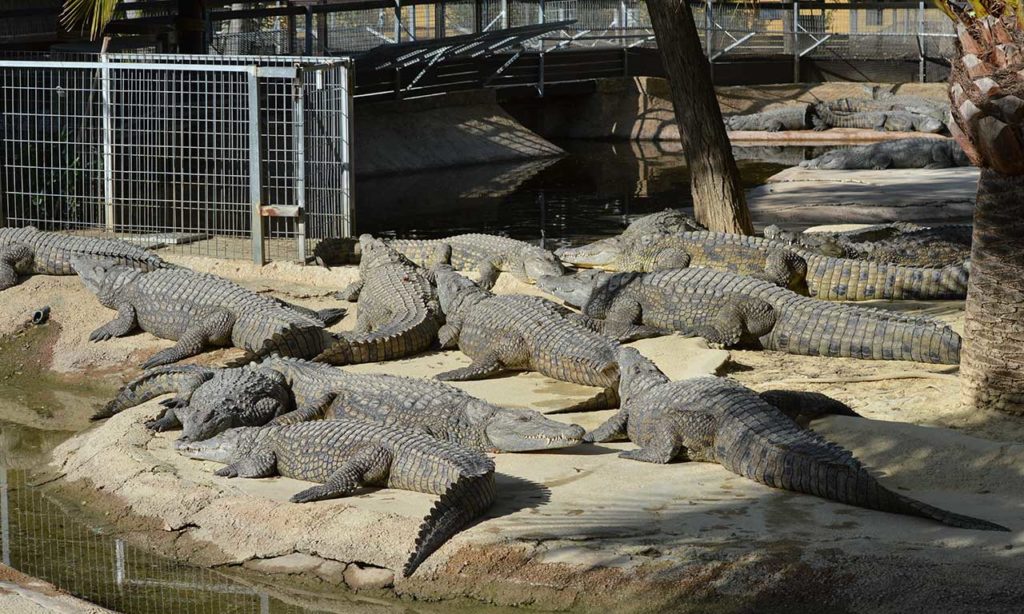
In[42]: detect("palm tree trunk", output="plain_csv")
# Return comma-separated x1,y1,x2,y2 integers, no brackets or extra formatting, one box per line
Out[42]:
960,170,1024,414
646,0,754,235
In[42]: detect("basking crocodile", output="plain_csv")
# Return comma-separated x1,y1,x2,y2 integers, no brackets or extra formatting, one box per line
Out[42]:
179,419,496,577
587,347,1007,532
317,233,565,290
537,268,962,364
315,236,442,365
74,257,338,368
800,138,970,170
97,356,584,451
764,223,972,268
558,229,969,301
432,266,629,388
94,364,293,442
812,104,945,133
555,210,705,268
724,104,815,132
821,96,949,123
0,226,165,290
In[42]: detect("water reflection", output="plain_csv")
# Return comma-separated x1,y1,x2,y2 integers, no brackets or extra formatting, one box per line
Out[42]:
355,141,813,248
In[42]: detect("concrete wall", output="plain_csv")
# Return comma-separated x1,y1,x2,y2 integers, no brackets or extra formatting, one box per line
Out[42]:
354,89,565,176
503,77,949,142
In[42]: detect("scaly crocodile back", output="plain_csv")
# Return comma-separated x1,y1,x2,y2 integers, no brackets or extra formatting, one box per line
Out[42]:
132,269,332,357
625,268,961,363
0,226,165,275
389,234,526,271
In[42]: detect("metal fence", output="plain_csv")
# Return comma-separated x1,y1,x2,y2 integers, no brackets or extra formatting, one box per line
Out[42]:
202,1,955,64
0,53,353,264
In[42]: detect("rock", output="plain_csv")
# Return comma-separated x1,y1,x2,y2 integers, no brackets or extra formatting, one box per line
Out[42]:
243,553,324,575
314,560,348,584
343,564,395,590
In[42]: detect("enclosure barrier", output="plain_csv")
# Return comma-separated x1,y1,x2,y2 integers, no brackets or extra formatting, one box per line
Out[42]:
0,53,353,264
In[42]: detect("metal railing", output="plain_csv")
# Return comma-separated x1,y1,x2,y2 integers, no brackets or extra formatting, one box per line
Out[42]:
0,53,354,264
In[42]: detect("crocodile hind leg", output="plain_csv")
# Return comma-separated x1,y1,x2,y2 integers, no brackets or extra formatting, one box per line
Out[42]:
289,445,392,503
146,407,183,432
436,350,507,381
695,298,776,347
89,303,139,341
142,309,236,369
565,313,664,343
0,244,33,290
215,451,278,478
759,390,860,426
475,260,501,290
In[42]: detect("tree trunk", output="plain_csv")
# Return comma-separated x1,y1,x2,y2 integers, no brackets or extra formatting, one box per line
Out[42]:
960,171,1024,414
944,12,1024,414
646,0,753,235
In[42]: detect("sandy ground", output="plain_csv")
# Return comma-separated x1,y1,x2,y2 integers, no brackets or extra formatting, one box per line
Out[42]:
1,255,1020,612
747,167,979,230
0,564,114,613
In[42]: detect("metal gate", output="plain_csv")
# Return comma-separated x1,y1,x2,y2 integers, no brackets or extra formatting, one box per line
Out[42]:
0,53,353,264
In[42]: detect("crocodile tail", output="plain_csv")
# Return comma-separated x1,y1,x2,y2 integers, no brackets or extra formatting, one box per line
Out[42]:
804,256,969,301
256,326,335,362
403,472,496,577
314,314,439,365
768,307,961,364
719,414,1006,532
94,365,213,420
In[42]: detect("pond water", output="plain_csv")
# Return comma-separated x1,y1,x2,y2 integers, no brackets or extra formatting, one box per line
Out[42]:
354,141,831,247
0,142,829,613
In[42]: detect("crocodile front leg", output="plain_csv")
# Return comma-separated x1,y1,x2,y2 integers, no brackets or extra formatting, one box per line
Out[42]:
146,407,182,432
215,451,278,478
475,260,501,290
568,314,665,343
0,244,33,290
435,350,507,381
583,409,629,443
142,309,236,369
437,319,463,349
619,426,683,463
335,280,363,302
289,445,393,503
89,303,139,341
267,392,336,426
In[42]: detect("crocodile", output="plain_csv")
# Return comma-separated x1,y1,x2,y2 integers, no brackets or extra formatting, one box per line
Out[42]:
819,97,949,125
724,104,816,132
555,210,704,269
557,228,969,301
799,138,971,170
74,256,338,368
537,268,962,364
262,356,585,452
812,104,945,133
432,266,632,388
586,346,1007,532
0,226,165,290
314,236,442,365
179,419,496,576
764,223,972,268
94,364,293,442
316,233,565,290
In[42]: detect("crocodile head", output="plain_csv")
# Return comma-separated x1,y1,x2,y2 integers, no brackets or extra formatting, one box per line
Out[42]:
175,426,263,463
616,346,670,405
520,245,566,282
358,234,402,267
433,265,480,312
71,255,144,307
912,115,945,133
467,402,585,452
536,270,606,308
555,237,624,269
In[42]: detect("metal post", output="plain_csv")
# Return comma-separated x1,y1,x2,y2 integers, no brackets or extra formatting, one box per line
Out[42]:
394,0,402,42
1,468,9,566
305,7,314,55
435,0,446,37
704,0,713,57
286,12,296,54
537,51,545,96
619,0,627,47
100,53,115,232
474,0,482,32
501,0,509,29
792,0,800,83
538,0,545,25
247,71,265,266
342,64,354,237
293,73,307,262
114,539,126,585
918,0,926,82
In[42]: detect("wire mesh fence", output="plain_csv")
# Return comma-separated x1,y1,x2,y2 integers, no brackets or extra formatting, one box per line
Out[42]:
0,53,353,264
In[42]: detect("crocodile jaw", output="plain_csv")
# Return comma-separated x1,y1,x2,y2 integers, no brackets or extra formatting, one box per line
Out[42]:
536,273,596,308
555,238,623,269
485,410,585,452
175,427,252,463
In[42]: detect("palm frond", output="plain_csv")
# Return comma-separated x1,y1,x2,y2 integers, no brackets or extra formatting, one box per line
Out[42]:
61,0,119,40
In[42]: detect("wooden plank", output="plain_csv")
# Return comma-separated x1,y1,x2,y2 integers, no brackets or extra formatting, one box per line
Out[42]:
260,205,303,218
